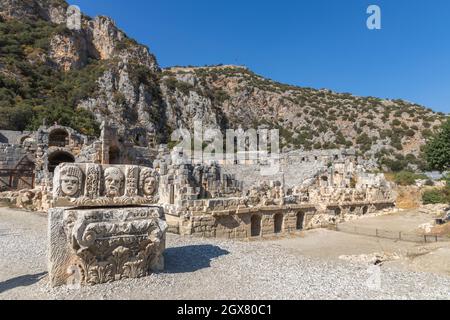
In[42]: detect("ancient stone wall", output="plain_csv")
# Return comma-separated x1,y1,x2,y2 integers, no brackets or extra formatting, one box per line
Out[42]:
0,144,36,191
0,144,29,170
164,199,394,240
154,150,243,206
145,146,396,240
0,130,33,145
223,149,357,191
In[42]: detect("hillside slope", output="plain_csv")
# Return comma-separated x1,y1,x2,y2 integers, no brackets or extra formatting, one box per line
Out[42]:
0,0,446,167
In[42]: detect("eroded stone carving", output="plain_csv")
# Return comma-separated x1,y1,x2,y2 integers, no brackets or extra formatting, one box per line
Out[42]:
139,168,159,202
245,181,285,207
85,164,101,199
49,164,167,288
55,165,83,198
125,166,139,197
52,164,160,207
104,167,125,198
49,206,167,287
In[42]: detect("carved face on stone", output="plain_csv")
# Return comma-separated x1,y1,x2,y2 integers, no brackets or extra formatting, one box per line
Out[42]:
143,177,157,195
104,167,124,197
140,168,158,197
60,165,83,197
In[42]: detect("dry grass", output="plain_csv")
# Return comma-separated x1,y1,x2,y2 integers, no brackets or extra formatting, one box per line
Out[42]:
384,172,396,183
396,186,422,209
431,223,450,237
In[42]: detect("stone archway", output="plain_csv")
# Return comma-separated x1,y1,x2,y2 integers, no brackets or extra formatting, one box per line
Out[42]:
274,213,283,234
48,151,75,173
109,146,121,165
49,129,69,147
296,211,305,230
362,206,369,215
251,215,262,237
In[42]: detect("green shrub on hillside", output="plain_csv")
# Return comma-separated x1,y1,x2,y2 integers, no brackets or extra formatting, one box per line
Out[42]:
356,133,372,152
422,188,450,205
424,118,450,172
394,171,427,186
0,19,101,135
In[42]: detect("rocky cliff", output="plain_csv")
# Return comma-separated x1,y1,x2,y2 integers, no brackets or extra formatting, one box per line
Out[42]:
0,0,446,168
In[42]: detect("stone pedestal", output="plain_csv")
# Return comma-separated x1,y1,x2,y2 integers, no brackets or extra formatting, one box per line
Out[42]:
48,205,167,287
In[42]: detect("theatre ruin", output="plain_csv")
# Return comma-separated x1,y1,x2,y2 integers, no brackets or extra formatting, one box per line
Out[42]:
1,123,395,241
0,123,396,286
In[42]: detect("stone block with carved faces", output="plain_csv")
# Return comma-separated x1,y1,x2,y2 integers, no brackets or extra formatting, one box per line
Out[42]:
49,163,167,287
52,163,160,207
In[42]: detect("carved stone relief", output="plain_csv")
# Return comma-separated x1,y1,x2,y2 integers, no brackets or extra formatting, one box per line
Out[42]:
48,206,167,287
52,164,160,207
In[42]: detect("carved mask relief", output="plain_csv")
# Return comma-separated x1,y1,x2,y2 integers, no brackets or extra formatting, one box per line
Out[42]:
104,167,125,198
144,177,157,195
53,164,161,206
59,165,83,197
139,168,158,197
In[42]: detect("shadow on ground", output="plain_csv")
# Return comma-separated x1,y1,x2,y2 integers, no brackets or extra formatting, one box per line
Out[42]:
0,272,47,294
164,245,230,274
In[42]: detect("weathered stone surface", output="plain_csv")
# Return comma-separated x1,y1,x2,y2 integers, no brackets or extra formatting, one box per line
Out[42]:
2,127,396,242
48,205,167,287
52,163,159,207
0,0,68,23
50,33,89,71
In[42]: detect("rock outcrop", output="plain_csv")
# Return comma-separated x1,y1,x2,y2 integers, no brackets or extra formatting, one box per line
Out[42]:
0,0,446,160
0,0,67,23
50,32,88,71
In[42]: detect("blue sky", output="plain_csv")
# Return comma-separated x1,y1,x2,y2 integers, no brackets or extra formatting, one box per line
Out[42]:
69,0,450,113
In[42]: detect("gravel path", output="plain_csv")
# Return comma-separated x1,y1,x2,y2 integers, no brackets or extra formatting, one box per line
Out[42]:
0,208,449,300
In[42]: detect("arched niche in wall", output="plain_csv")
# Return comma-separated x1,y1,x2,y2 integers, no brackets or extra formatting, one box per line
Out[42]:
48,151,75,173
49,129,70,148
108,146,121,165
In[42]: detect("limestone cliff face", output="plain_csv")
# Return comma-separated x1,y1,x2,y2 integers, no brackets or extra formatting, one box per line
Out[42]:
72,14,161,137
50,32,88,71
0,0,161,138
0,0,446,161
0,0,67,23
88,16,122,60
161,66,446,159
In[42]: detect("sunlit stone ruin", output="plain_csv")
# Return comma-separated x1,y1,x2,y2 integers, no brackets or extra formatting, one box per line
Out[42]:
1,124,395,286
48,164,167,287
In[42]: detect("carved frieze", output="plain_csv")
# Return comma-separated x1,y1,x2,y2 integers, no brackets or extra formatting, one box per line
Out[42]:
48,206,167,287
52,164,160,207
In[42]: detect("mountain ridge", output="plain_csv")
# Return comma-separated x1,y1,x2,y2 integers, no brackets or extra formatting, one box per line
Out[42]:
0,0,447,170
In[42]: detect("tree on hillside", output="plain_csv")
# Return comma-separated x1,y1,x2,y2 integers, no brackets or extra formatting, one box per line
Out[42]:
424,118,450,172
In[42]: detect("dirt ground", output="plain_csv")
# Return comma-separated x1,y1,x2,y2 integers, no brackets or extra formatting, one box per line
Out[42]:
266,229,450,276
266,208,450,276
0,206,449,300
340,208,437,233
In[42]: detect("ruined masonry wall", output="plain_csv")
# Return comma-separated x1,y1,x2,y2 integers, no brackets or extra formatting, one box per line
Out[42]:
223,149,356,190
0,144,28,170
174,202,394,240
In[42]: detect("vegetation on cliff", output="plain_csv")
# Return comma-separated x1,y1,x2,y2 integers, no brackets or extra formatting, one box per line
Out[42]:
0,0,447,162
0,18,101,135
165,66,446,169
424,118,450,172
